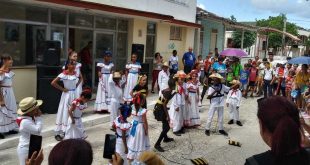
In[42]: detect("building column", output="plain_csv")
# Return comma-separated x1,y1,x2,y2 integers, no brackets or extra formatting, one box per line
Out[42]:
127,18,147,62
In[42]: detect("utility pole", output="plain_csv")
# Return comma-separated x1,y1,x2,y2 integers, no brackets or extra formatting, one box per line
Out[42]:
282,14,287,56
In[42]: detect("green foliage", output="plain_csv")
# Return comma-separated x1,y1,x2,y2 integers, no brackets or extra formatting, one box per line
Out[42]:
232,31,256,48
256,14,298,48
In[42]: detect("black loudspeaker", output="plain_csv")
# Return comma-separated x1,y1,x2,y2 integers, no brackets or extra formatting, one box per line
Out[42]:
37,65,62,114
132,44,144,63
37,41,61,66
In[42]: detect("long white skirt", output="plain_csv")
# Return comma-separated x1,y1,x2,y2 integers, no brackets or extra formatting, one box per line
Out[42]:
0,106,16,133
169,104,184,132
64,118,86,139
127,123,150,160
95,74,111,112
76,79,83,97
187,93,201,126
2,87,17,130
123,73,139,101
109,100,120,127
116,138,129,165
55,91,76,133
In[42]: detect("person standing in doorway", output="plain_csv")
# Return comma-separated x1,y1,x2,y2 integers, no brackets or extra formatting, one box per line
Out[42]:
151,52,163,93
182,47,196,74
79,41,92,88
169,50,178,76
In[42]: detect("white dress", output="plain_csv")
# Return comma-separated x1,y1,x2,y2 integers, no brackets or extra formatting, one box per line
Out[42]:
186,81,201,126
95,62,114,112
108,78,125,127
169,83,186,132
0,71,17,132
55,72,78,134
17,116,42,165
127,107,150,160
123,62,141,101
114,116,131,165
64,99,87,139
63,63,82,97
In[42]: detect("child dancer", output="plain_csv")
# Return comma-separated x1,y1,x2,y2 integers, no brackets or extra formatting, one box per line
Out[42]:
95,51,114,113
186,70,200,127
123,53,141,102
226,80,242,126
127,93,150,162
205,73,231,136
131,75,148,108
63,51,83,96
65,88,92,139
113,104,132,165
0,55,18,138
51,61,81,141
169,70,188,136
109,72,125,129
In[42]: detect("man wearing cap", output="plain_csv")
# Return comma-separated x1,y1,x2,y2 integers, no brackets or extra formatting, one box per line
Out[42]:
17,97,43,165
158,62,170,96
182,47,196,74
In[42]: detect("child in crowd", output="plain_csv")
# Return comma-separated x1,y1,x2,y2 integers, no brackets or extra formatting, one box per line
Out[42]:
286,70,295,101
127,93,150,162
169,70,188,136
198,55,205,84
109,72,126,130
239,64,250,98
95,51,114,113
205,73,231,136
226,80,242,126
248,62,258,97
226,67,234,86
124,53,141,102
131,75,148,108
65,88,92,139
186,70,200,127
51,61,81,141
169,50,178,76
113,104,132,165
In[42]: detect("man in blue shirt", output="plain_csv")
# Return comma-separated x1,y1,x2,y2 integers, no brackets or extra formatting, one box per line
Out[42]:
182,47,196,74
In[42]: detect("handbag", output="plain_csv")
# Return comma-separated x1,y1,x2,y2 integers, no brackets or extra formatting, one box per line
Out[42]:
153,103,164,121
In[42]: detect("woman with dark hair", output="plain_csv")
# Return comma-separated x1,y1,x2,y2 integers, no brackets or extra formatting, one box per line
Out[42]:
48,139,93,165
151,52,163,93
245,96,310,165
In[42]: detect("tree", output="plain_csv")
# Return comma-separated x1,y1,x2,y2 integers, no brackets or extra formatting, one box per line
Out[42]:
256,14,298,48
230,15,256,48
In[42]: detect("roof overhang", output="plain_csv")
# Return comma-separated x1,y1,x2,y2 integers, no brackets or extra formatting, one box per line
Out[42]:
258,27,301,41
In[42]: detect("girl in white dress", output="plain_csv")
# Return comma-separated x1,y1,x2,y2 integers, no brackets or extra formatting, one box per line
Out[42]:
127,93,150,161
65,88,92,139
113,104,132,165
95,51,114,113
186,70,201,127
51,61,81,141
63,51,83,97
0,55,18,138
169,70,188,136
109,72,125,129
123,53,141,102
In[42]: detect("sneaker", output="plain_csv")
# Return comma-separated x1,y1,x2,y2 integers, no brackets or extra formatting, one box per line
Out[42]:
205,130,210,136
154,145,165,152
0,133,4,139
55,135,63,141
236,121,243,126
8,130,18,134
173,132,181,136
228,120,234,125
219,130,228,136
163,137,174,143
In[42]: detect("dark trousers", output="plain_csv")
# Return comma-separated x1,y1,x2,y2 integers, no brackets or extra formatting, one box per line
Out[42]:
155,119,170,146
151,70,160,91
201,85,208,101
184,65,192,74
263,80,273,98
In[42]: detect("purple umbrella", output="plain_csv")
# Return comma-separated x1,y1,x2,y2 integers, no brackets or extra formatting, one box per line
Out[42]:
220,48,248,57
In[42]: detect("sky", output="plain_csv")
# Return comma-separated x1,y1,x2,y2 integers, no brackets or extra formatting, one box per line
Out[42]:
197,0,310,30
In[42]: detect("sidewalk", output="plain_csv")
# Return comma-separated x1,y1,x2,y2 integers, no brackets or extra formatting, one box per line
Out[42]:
0,92,159,150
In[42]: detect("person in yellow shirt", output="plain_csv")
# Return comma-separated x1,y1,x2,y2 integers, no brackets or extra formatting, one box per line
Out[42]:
295,64,310,109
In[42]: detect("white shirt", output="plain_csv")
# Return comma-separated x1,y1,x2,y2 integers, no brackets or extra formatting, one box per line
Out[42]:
263,68,274,81
226,89,242,106
158,70,170,91
18,116,43,149
169,56,178,69
207,84,230,108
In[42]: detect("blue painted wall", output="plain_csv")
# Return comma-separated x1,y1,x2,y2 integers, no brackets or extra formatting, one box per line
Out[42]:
201,19,225,57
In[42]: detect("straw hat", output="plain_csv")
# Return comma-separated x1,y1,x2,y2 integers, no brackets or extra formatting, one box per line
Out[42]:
113,72,121,79
162,61,169,67
174,70,188,79
17,97,43,115
229,80,241,85
189,69,199,76
209,73,224,80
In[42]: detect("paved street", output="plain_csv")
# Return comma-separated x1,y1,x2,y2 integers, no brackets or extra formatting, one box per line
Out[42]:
0,91,268,165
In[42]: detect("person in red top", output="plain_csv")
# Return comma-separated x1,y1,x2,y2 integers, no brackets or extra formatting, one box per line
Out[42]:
79,41,92,87
248,62,258,97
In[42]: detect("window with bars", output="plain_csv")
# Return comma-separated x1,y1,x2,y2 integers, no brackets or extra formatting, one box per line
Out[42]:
170,26,182,40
